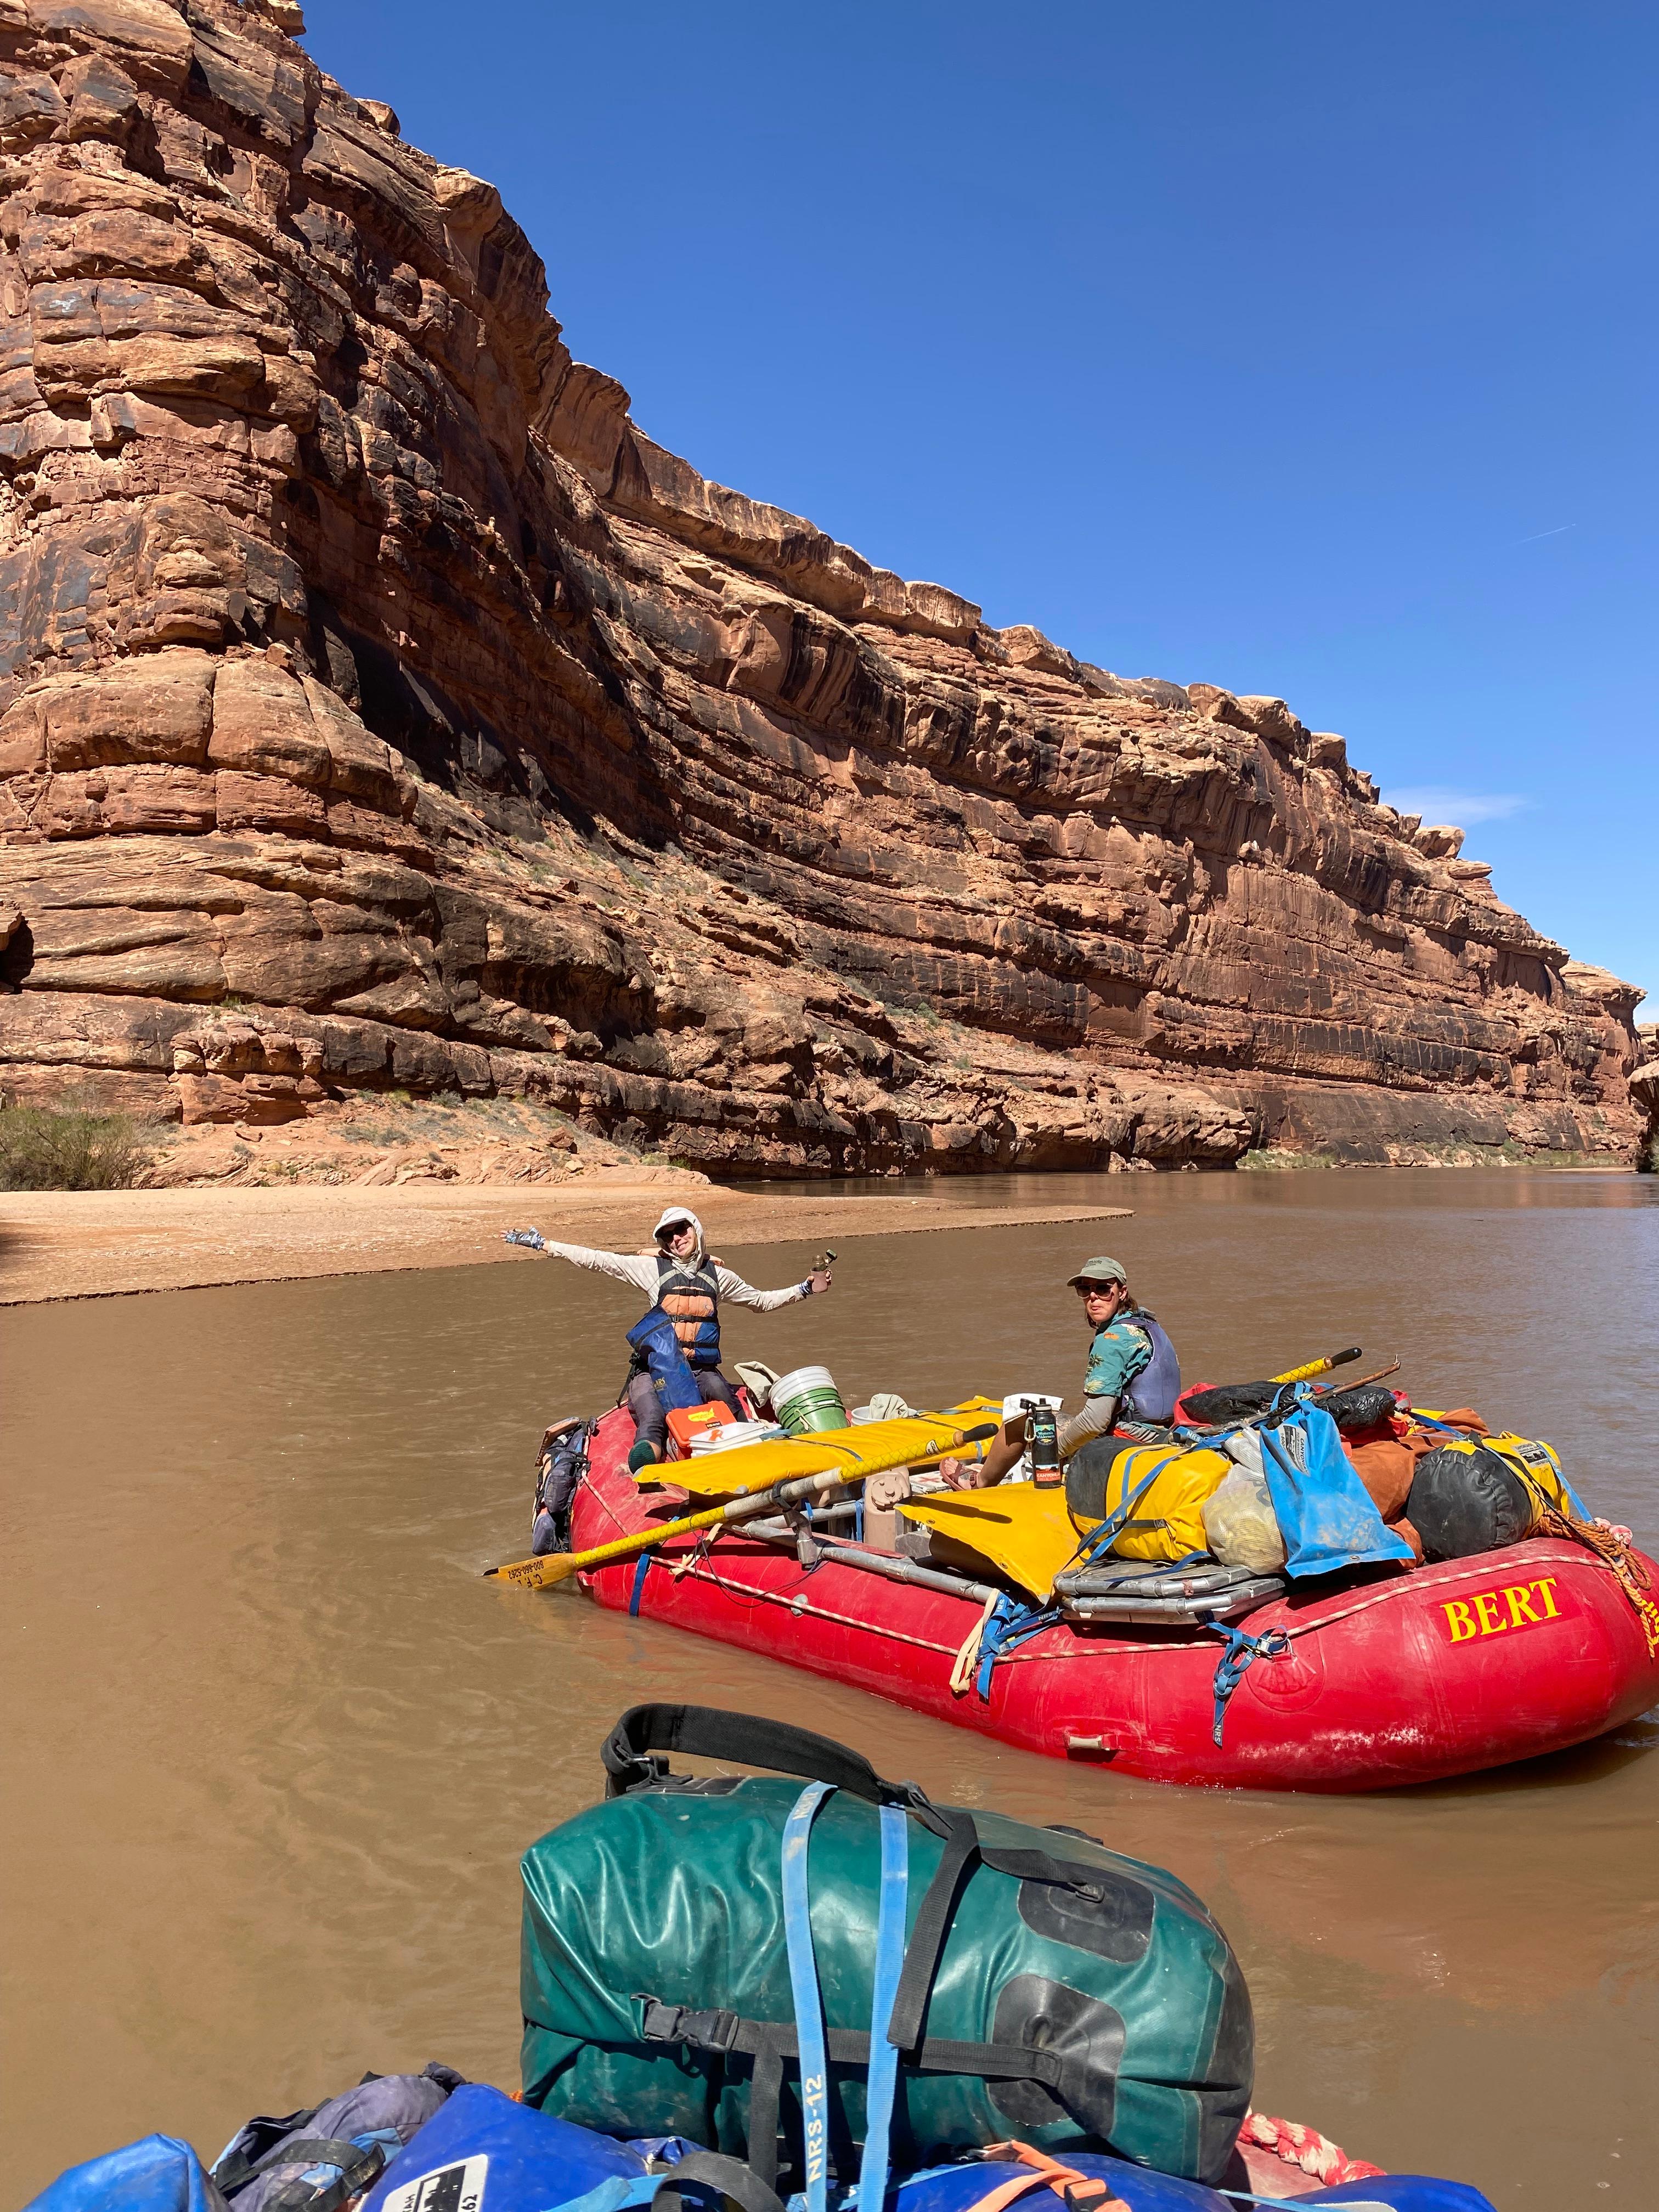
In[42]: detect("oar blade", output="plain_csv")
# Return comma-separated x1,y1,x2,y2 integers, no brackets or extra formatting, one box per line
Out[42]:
899,1486,1077,1600
487,1551,581,1591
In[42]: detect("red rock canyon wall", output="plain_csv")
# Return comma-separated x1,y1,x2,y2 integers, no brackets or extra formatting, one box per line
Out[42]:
0,0,1645,1172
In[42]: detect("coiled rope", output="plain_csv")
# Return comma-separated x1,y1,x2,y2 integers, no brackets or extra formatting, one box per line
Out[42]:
1533,1508,1659,1658
1237,2109,1385,2186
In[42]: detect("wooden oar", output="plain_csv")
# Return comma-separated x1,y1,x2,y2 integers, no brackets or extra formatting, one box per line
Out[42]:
1271,1346,1362,1385
485,1422,1000,1593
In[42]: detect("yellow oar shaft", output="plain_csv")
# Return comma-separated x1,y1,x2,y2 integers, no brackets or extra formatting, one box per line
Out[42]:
491,1472,844,1590
1272,1346,1362,1386
488,1424,990,1593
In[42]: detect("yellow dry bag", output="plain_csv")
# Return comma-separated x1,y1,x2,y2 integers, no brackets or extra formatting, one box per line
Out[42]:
1414,1421,1579,1525
1085,1442,1234,1565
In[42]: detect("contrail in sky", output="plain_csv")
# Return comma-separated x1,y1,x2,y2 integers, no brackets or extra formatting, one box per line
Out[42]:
1515,523,1576,544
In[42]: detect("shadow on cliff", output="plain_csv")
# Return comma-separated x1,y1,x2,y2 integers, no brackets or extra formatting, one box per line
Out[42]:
303,597,640,854
305,592,681,859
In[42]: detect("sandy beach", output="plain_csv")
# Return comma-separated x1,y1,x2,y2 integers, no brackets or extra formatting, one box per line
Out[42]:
0,1177,1130,1305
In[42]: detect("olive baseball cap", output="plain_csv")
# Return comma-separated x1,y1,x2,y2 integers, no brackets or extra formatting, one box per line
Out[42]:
1067,1256,1127,1289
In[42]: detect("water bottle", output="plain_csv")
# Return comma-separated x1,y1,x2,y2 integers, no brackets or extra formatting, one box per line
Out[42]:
1028,1400,1061,1487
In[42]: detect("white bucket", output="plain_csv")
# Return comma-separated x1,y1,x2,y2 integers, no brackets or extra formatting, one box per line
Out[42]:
771,1363,849,1435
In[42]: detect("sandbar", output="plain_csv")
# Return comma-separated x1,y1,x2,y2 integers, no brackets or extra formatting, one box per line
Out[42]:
0,1177,1130,1305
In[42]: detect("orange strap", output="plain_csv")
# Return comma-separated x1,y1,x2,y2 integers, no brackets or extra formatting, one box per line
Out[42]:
963,2141,1120,2212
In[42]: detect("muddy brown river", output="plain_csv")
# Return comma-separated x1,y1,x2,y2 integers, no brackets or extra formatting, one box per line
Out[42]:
3,1170,1656,2207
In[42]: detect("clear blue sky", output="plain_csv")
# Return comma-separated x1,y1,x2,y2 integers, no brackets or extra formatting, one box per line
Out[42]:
304,2,1656,1010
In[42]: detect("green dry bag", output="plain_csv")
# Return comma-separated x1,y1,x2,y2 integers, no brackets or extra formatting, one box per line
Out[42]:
519,1707,1251,2192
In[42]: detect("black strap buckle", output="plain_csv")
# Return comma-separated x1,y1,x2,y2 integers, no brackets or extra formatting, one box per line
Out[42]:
640,1997,743,2052
1063,2183,1115,2212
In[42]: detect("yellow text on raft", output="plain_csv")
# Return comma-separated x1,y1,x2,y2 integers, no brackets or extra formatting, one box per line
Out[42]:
1441,1577,1565,1643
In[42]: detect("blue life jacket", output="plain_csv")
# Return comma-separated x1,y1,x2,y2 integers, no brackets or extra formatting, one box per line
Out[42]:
653,1252,723,1369
1120,1309,1182,1424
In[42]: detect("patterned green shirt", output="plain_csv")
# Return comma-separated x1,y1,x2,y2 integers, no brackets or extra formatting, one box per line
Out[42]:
1084,1314,1154,1403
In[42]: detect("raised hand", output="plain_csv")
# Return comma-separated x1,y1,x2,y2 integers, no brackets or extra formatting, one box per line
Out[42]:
504,1228,546,1251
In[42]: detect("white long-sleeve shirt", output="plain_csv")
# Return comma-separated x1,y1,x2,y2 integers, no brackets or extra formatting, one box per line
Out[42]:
539,1241,809,1313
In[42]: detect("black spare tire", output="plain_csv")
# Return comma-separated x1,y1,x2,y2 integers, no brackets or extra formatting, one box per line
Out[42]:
1406,1447,1534,1562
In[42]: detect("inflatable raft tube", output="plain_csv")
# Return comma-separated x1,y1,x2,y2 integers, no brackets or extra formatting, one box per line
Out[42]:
565,1408,1659,1792
22,2085,1498,2212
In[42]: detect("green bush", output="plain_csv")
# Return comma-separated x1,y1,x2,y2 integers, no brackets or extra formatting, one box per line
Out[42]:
0,1100,151,1190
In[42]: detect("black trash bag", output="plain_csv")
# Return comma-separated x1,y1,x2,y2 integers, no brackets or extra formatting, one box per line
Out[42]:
1318,1384,1401,1432
531,1417,592,1555
1181,1381,1398,1434
1406,1447,1534,1562
213,2066,466,2212
1179,1381,1279,1425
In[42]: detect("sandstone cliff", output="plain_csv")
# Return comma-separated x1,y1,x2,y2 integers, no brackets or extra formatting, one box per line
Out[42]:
0,0,1645,1175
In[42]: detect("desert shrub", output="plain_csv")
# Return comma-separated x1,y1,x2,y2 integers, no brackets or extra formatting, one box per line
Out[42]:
0,1101,151,1190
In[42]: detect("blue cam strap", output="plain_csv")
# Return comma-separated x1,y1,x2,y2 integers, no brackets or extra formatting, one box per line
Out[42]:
555,2178,661,2212
1205,1622,1291,1746
782,1782,834,2212
854,1802,909,2212
629,1551,653,1616
974,1594,1063,1701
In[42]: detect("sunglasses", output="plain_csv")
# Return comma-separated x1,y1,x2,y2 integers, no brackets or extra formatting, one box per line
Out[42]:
1074,1281,1122,1298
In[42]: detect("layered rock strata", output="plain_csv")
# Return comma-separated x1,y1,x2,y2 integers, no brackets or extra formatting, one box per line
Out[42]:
0,0,1645,1172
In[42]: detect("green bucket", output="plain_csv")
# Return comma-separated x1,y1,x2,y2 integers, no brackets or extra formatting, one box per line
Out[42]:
770,1363,848,1435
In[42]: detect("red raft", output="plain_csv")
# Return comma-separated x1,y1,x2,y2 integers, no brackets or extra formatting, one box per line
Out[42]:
567,1406,1659,1791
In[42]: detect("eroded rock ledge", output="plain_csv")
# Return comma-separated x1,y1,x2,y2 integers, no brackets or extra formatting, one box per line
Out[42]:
0,0,1644,1172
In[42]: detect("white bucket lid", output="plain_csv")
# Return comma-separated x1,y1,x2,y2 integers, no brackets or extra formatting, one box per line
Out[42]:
690,1420,788,1452
772,1364,841,1402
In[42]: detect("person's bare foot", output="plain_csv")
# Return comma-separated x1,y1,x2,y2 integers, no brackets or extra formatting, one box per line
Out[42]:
938,1457,989,1489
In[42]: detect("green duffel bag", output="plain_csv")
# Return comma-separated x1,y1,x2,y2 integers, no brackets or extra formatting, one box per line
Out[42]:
520,1707,1251,2197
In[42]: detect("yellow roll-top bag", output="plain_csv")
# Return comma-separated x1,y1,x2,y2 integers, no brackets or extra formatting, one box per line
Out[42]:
896,1438,1234,1596
1413,1418,1583,1526
1087,1443,1235,1564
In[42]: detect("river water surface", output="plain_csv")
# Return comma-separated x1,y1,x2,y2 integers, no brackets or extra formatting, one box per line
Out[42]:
3,1170,1656,2207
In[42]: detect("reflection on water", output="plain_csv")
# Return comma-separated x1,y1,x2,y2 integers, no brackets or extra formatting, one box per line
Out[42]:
2,1170,1655,2206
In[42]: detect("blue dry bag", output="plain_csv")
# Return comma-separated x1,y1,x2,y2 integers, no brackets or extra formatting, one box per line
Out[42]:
360,2085,652,2212
627,1310,703,1412
1258,1395,1415,1579
24,2138,228,2212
